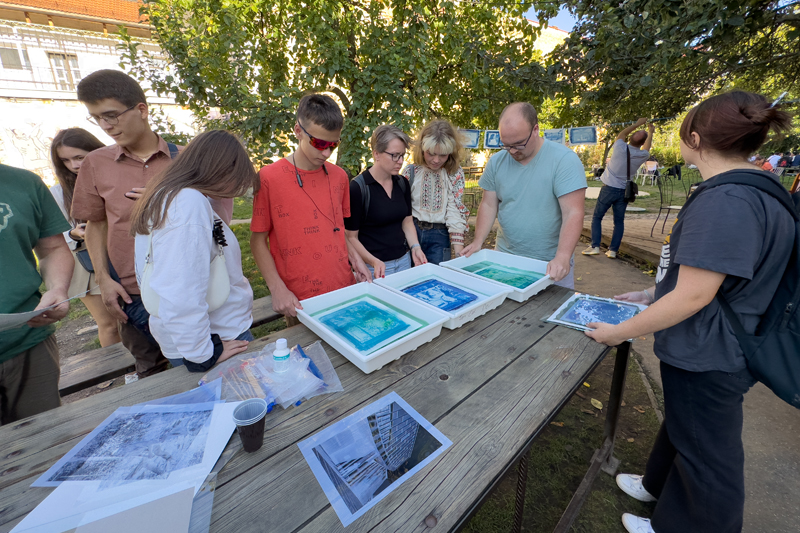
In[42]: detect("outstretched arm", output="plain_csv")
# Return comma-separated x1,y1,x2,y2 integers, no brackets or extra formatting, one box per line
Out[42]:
642,123,655,152
617,118,647,142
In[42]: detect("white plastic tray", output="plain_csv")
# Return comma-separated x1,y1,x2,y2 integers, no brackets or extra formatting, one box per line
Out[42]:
440,249,553,302
375,263,511,329
296,283,448,374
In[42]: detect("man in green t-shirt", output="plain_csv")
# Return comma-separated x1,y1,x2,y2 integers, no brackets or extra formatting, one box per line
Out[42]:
0,164,73,424
462,102,587,288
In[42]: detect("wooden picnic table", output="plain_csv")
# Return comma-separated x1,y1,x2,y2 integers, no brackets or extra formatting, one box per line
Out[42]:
0,285,629,533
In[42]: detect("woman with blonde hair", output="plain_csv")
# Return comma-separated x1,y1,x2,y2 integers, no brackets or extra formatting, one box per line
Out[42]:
49,128,121,347
131,130,259,372
402,119,470,264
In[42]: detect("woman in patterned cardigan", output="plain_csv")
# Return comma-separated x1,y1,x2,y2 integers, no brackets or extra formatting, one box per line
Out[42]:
402,120,471,264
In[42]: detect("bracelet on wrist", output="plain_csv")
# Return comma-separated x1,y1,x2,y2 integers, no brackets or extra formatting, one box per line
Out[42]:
410,243,420,250
643,289,655,304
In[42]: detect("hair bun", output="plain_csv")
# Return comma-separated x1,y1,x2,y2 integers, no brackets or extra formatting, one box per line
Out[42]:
745,103,792,131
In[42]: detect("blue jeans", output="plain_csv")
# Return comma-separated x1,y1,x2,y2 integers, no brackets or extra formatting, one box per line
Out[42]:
168,329,254,367
591,185,626,252
414,224,451,265
367,251,412,278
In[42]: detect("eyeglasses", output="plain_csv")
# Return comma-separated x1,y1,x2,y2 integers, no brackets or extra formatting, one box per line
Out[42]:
383,151,406,162
86,104,137,126
297,121,340,151
500,126,535,152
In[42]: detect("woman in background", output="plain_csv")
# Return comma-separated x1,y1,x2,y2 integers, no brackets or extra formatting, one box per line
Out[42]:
50,128,121,347
402,119,470,264
131,130,258,372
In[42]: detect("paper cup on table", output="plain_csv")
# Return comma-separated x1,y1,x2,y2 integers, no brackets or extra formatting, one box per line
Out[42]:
232,398,268,452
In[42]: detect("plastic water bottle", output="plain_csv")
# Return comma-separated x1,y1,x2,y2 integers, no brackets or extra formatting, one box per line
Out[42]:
273,338,291,373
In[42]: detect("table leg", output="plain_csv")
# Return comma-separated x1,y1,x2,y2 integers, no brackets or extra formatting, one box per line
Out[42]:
551,342,631,532
511,453,529,533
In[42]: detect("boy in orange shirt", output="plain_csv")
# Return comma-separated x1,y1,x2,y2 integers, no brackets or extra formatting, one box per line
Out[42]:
250,94,370,321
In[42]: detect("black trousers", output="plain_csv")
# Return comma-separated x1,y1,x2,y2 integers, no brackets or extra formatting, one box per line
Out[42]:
643,361,756,533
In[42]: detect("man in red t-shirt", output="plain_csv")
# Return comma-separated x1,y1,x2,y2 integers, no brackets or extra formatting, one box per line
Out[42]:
251,94,370,321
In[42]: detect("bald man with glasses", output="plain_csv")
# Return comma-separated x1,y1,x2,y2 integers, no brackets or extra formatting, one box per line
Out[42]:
461,102,587,288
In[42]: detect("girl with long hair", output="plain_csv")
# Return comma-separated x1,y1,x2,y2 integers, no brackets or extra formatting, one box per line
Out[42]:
585,91,793,533
131,130,260,372
49,128,121,347
402,119,470,264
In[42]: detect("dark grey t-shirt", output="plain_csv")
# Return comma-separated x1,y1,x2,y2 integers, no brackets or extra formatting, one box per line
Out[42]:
653,171,795,372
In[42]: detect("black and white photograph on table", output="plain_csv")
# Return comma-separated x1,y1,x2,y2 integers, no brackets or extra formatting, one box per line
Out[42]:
298,392,452,526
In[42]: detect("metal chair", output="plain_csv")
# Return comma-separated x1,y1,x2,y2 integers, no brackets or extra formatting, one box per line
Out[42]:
651,176,683,237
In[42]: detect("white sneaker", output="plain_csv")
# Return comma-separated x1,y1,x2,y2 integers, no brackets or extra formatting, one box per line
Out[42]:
582,246,600,255
616,474,657,502
621,513,655,533
606,250,618,258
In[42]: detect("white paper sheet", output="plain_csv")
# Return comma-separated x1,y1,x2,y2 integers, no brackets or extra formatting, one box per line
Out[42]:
0,308,50,332
298,392,452,527
12,479,196,533
34,402,239,489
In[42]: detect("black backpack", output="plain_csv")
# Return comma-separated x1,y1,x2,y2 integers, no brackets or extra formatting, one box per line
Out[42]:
353,166,411,215
682,170,800,408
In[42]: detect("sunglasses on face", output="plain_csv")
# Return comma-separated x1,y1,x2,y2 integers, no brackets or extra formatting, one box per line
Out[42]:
297,121,340,151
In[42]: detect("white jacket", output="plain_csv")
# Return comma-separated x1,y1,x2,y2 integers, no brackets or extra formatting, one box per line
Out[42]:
134,188,253,363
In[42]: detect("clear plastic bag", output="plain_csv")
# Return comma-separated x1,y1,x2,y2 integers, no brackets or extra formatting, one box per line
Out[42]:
199,341,343,409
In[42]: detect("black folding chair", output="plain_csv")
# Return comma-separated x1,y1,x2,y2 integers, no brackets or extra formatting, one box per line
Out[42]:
651,176,683,237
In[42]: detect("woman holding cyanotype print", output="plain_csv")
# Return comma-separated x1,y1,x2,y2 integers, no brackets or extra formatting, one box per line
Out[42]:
345,125,426,278
585,91,793,533
130,130,259,372
49,128,122,347
402,120,470,264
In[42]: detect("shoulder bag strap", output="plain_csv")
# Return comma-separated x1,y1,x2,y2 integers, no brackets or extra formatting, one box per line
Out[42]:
626,146,631,182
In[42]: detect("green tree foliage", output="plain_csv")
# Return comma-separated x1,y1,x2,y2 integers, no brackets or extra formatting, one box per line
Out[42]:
121,0,558,174
545,0,799,128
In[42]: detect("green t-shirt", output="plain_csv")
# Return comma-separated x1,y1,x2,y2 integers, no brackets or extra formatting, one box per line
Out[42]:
479,140,587,261
0,165,71,362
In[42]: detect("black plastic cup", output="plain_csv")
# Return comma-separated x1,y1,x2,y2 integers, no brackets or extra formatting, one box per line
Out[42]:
233,398,268,452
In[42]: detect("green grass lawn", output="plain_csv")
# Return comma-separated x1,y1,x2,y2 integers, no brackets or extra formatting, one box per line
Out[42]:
233,197,254,220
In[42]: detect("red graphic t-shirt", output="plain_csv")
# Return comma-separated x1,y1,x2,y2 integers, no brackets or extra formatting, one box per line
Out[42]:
251,158,355,300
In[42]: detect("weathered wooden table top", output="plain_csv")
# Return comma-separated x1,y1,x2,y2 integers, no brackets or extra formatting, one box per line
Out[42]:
0,285,611,533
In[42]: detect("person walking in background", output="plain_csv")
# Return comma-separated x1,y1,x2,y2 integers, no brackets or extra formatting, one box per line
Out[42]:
401,119,470,264
131,131,257,372
585,91,793,533
583,118,654,259
49,128,121,347
346,125,426,278
460,102,586,288
0,164,73,424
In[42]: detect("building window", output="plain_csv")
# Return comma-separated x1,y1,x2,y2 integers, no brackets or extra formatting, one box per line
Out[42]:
48,52,81,90
0,46,32,70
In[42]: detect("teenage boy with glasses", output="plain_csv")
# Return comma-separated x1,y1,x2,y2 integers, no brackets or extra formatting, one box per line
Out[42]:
71,69,232,378
460,102,587,288
250,94,371,324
